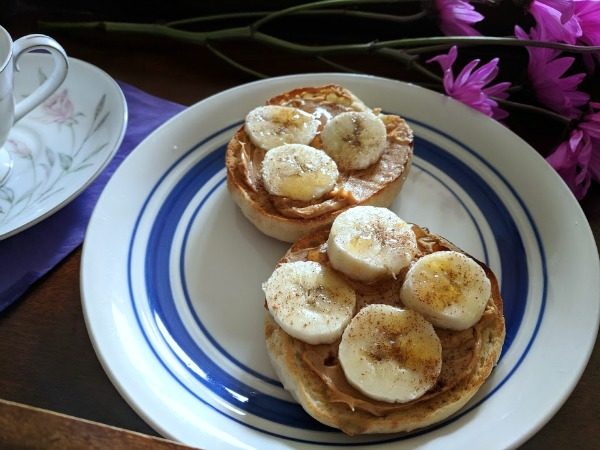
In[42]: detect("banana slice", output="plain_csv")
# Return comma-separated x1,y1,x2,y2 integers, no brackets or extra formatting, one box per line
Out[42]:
400,251,491,330
338,304,442,403
260,144,339,201
327,206,418,282
263,261,356,345
245,105,319,150
320,110,387,170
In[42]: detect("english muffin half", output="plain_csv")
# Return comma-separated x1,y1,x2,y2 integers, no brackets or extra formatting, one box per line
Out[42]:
226,85,413,242
263,207,505,435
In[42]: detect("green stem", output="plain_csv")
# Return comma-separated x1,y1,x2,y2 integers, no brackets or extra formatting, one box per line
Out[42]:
39,21,251,44
495,98,572,124
317,56,364,73
506,84,524,94
398,36,600,53
205,43,268,78
167,12,267,27
168,8,427,28
406,44,457,54
40,20,600,55
250,0,416,31
375,47,443,83
410,61,444,83
375,36,600,53
340,9,427,22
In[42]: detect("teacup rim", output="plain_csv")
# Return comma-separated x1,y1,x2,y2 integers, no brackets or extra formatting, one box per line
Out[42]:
0,26,12,73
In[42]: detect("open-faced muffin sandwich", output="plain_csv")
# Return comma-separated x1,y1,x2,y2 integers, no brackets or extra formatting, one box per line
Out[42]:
226,85,413,242
262,206,506,435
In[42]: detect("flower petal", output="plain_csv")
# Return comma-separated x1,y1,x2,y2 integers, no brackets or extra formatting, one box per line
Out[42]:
574,0,600,45
427,45,458,72
588,139,600,182
530,1,582,43
427,46,510,119
436,0,483,36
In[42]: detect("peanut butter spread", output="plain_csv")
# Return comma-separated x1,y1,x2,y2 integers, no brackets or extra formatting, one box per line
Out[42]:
278,224,500,416
230,85,413,219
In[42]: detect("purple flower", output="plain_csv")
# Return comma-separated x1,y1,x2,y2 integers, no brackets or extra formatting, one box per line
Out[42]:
529,0,581,43
569,1,600,71
515,26,589,119
574,0,600,46
578,102,600,139
534,0,575,22
546,103,600,199
529,1,600,46
427,46,511,119
434,0,483,36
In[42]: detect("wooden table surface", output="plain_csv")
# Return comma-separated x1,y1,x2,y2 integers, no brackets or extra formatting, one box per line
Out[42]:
1,12,599,450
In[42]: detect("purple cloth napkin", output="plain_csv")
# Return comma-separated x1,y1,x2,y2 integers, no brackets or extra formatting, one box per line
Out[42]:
0,82,185,313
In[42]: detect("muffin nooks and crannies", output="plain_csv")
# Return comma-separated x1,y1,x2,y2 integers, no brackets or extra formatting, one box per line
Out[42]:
226,85,413,242
263,206,506,435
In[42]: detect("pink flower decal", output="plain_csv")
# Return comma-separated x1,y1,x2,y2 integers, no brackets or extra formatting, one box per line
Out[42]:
434,0,483,36
7,139,32,158
41,89,75,124
546,102,600,199
515,26,589,119
427,46,511,119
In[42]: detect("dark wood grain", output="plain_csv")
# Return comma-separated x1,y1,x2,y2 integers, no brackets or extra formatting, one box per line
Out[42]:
1,11,599,450
0,398,196,449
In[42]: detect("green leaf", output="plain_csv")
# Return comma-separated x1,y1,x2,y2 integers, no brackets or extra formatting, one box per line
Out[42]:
0,187,15,203
46,147,56,166
92,142,108,154
14,182,42,205
82,143,108,163
72,163,94,172
39,187,65,203
92,112,110,134
93,94,106,123
59,153,72,170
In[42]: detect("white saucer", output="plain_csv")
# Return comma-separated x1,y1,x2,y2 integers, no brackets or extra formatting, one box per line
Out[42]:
0,54,127,240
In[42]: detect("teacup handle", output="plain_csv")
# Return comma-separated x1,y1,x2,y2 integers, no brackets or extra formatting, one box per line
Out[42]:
12,34,69,123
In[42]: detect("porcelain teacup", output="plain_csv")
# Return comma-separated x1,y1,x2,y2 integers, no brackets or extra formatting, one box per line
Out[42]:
0,25,68,185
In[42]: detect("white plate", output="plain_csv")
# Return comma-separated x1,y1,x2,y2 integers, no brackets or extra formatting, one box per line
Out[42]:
0,54,126,239
81,74,600,449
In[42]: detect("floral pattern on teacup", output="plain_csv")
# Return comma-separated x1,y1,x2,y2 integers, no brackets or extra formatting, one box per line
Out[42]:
0,81,111,224
7,138,32,158
38,89,81,126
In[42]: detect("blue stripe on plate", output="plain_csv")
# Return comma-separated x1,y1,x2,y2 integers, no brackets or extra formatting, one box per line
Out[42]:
144,144,328,430
128,117,547,444
178,175,284,388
